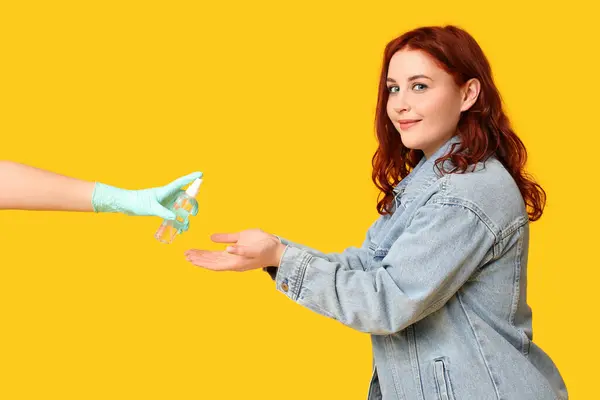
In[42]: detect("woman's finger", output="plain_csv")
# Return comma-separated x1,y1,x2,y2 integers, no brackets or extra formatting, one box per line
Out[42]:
185,249,245,271
211,232,240,243
225,245,261,258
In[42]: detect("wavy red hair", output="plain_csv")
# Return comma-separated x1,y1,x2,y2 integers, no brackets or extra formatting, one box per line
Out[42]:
372,25,545,221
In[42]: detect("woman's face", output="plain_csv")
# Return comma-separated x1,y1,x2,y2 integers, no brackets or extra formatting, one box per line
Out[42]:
386,48,479,158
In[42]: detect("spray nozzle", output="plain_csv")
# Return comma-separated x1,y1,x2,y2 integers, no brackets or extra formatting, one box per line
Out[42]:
185,178,203,197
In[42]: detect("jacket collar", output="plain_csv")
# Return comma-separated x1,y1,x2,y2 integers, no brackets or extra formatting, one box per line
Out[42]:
392,135,461,208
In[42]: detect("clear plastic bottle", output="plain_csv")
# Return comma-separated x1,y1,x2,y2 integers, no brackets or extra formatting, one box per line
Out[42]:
155,178,202,244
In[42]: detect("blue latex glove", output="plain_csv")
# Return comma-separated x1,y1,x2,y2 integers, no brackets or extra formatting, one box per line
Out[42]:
91,172,203,230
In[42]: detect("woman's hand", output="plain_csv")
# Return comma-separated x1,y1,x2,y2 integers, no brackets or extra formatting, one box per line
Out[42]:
185,229,286,272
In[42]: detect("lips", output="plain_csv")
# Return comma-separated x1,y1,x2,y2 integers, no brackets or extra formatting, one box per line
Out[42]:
398,119,422,130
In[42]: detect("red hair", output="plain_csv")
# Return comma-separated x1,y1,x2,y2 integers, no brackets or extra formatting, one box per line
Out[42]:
372,25,546,221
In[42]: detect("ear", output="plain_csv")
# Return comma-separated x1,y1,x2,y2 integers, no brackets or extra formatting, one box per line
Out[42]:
460,78,481,112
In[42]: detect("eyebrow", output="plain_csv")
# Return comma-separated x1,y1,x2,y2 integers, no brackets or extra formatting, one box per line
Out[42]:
386,74,432,83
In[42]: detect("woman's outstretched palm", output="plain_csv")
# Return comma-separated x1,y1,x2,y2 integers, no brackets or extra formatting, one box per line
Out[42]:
185,228,283,272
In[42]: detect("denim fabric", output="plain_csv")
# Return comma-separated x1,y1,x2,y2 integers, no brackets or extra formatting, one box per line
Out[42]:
266,136,568,400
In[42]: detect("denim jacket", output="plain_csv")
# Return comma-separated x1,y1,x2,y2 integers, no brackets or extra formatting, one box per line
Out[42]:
265,136,568,400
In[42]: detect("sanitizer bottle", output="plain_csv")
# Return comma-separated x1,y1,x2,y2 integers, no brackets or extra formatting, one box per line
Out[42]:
155,178,202,244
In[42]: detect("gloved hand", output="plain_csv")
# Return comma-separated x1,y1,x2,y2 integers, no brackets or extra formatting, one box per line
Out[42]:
91,172,203,230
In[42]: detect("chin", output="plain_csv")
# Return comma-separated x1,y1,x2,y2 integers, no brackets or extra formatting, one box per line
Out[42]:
399,134,427,152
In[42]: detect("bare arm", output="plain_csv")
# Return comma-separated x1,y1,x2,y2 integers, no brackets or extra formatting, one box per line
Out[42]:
0,160,95,211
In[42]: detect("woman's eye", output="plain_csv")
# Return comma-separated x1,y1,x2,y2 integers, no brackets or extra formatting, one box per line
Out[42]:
387,86,399,93
413,83,428,91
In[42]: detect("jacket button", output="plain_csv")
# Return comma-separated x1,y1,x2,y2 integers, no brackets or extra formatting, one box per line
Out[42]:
281,278,289,292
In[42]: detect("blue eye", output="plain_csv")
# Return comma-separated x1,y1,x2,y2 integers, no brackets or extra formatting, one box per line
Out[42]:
387,86,399,93
413,83,428,91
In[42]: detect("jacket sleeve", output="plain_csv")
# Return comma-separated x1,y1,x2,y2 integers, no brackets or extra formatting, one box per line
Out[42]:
263,215,387,279
271,200,496,335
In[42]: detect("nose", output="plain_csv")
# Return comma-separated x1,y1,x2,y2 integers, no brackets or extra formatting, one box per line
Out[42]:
389,91,410,114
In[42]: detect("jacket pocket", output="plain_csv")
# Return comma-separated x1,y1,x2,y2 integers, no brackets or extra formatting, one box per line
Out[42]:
367,242,389,269
434,358,454,400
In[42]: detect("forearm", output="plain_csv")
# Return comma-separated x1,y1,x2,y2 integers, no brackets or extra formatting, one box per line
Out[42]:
264,236,370,280
271,203,495,334
271,217,386,272
0,161,95,211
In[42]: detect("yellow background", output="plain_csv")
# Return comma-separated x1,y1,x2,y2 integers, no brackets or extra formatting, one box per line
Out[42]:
0,1,596,399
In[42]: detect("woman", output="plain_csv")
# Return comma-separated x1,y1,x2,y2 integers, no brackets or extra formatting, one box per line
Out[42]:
0,160,202,228
185,25,568,399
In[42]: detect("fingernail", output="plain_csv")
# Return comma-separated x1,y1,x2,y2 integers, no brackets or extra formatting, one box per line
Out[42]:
226,246,234,252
